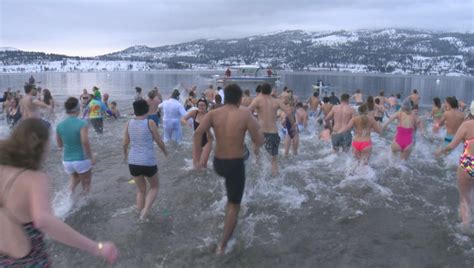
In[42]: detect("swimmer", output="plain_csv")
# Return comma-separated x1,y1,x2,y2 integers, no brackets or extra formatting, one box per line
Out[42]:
182,98,213,169
335,104,382,165
147,90,161,126
319,96,333,128
325,93,356,152
193,84,264,255
437,97,465,145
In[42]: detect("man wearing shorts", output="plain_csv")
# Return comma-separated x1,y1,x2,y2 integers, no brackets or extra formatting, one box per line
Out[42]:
56,97,94,194
248,83,293,176
325,93,355,152
193,84,264,255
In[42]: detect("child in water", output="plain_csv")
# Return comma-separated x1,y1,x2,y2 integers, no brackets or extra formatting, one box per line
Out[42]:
109,101,120,119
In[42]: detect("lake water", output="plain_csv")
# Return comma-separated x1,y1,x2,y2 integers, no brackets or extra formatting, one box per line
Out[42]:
0,71,474,267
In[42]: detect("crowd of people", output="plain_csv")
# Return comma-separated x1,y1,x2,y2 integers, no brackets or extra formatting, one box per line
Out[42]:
0,77,473,265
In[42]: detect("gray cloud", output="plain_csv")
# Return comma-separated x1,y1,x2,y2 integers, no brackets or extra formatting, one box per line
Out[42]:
0,0,472,56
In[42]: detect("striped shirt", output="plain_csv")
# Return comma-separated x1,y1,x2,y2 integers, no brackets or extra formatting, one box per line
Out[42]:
127,119,156,166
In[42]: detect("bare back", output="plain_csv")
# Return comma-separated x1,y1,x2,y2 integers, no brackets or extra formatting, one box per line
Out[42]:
445,110,465,135
354,93,363,103
309,96,320,111
147,97,161,115
332,104,355,133
209,107,256,158
250,95,282,133
19,95,39,119
241,96,253,107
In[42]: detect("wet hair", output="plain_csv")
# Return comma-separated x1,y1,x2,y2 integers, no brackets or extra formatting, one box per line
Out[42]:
244,89,250,96
0,118,50,170
43,89,53,105
375,98,380,105
313,91,319,97
224,84,242,105
135,87,142,93
148,90,156,99
261,83,272,95
24,84,35,94
197,98,208,108
445,96,458,109
133,99,149,116
323,96,330,103
366,96,375,111
255,85,262,94
341,93,350,102
433,97,441,108
215,94,222,104
64,97,79,113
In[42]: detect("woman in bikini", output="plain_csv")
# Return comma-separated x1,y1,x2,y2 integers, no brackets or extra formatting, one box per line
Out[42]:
182,98,213,169
437,101,474,230
0,118,118,266
335,104,382,165
383,100,422,160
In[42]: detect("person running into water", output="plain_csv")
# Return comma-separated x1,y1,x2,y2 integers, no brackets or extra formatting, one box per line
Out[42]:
248,83,293,176
19,84,52,120
147,90,161,126
56,97,95,195
6,97,21,129
366,96,375,118
158,89,187,144
80,89,91,111
109,101,120,118
431,97,444,134
182,98,213,169
352,89,363,106
409,89,420,110
374,98,386,122
325,93,355,152
436,101,474,230
383,100,422,160
83,94,113,134
0,118,118,266
193,84,264,255
92,86,101,101
437,97,465,145
309,91,321,117
204,85,216,103
123,100,168,219
240,89,253,107
295,102,308,132
282,102,299,157
334,104,382,165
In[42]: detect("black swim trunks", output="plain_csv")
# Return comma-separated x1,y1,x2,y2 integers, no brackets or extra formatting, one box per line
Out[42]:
129,164,158,177
213,157,245,204
264,132,280,156
331,131,352,152
90,118,104,134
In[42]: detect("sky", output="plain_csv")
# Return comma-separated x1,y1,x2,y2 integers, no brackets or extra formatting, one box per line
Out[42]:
0,0,473,57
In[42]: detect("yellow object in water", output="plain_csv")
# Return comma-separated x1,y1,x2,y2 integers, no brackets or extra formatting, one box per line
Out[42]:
128,179,135,184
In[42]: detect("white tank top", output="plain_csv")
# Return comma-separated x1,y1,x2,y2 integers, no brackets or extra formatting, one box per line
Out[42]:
128,119,156,166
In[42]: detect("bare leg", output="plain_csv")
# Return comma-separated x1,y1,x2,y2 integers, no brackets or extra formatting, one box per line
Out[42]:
69,173,81,194
400,144,413,160
284,136,291,157
78,169,92,195
457,167,473,228
216,202,240,255
391,141,401,157
200,142,213,169
140,174,159,219
271,155,278,176
134,175,146,214
360,146,372,165
352,147,361,163
292,134,299,155
192,145,201,169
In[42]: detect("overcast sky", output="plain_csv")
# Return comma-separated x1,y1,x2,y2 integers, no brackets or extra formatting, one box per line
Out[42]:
0,0,472,56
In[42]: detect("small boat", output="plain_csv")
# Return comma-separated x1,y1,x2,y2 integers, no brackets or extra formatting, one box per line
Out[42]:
213,65,280,89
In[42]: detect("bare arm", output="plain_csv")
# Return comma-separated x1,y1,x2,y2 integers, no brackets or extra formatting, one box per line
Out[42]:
247,111,264,147
181,110,197,125
80,126,93,162
371,118,383,134
324,107,335,121
247,98,258,113
437,123,466,156
32,99,50,109
279,101,294,125
193,112,212,166
382,111,399,130
123,122,130,162
56,131,63,148
148,120,167,156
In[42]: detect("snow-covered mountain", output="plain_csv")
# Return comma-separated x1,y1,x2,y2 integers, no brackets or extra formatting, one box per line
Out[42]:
1,29,473,75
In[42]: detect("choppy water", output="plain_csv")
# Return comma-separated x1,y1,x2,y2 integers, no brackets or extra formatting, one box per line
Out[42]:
0,71,474,267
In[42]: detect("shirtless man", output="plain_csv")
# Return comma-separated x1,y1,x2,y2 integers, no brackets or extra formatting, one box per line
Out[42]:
295,102,308,132
374,98,386,122
308,91,321,117
248,83,293,176
193,84,264,255
324,93,355,152
352,89,363,105
204,85,216,103
319,96,333,128
19,84,52,120
375,90,388,106
241,89,253,107
438,97,465,145
147,90,162,126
